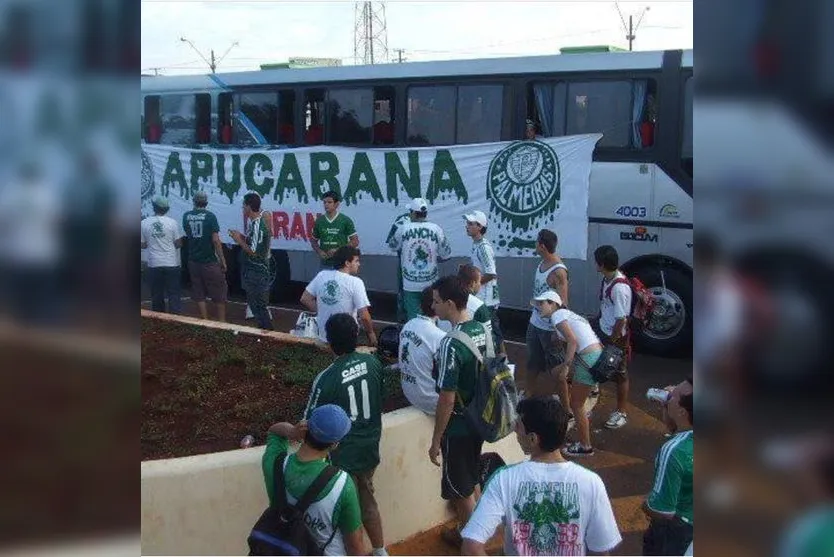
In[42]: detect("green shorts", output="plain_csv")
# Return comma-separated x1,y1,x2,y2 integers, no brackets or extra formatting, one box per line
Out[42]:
402,290,424,321
573,349,603,387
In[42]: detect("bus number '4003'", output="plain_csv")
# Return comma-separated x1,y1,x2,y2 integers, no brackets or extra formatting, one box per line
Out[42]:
615,206,647,218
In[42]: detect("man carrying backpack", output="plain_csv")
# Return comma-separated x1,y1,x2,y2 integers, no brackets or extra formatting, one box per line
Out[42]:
593,245,633,430
304,313,388,557
254,404,366,556
428,275,491,548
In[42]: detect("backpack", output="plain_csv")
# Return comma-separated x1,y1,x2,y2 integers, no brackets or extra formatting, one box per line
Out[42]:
247,454,339,556
601,275,656,328
446,329,518,443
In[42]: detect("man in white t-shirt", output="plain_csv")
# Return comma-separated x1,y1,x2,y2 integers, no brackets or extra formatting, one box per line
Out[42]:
398,286,446,415
461,396,622,556
389,198,451,320
301,246,377,347
593,245,632,430
464,209,505,355
141,196,185,314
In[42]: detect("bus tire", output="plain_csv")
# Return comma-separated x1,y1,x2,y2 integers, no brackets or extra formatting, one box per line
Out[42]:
632,264,692,358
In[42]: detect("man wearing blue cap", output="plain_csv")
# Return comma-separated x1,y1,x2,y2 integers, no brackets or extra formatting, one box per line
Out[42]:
141,195,185,314
263,404,367,556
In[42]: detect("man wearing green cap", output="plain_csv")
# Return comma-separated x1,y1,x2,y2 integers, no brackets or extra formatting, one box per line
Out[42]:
182,191,228,322
141,195,185,314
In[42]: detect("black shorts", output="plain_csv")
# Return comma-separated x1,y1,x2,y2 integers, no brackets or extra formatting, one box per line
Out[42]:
440,430,483,500
486,306,505,349
643,518,693,556
526,322,564,374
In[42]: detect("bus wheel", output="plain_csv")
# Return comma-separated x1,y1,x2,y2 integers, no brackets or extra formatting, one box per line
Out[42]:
633,265,692,358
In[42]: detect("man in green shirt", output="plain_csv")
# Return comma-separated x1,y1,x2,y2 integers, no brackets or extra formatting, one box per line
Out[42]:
311,191,359,269
182,191,228,322
429,275,489,547
643,377,694,555
261,404,366,556
304,313,388,556
229,192,273,330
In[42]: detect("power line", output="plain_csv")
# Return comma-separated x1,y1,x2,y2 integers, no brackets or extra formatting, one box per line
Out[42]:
179,36,239,73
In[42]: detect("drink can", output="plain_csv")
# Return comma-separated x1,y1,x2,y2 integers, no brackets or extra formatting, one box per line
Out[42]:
240,434,255,448
647,388,670,404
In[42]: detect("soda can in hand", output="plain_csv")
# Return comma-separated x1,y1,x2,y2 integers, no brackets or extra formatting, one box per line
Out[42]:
646,388,671,404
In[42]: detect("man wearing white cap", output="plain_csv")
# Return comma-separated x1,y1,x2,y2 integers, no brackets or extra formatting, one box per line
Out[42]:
463,209,505,355
389,198,451,320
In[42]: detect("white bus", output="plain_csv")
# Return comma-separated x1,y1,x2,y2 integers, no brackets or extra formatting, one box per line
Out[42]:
141,47,693,356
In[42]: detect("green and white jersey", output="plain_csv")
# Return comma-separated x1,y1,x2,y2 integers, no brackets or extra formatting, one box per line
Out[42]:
305,352,384,473
437,294,492,340
435,320,488,437
647,430,694,524
386,212,411,251
243,215,271,272
471,238,500,307
390,221,451,292
530,261,567,330
778,507,834,557
182,208,220,264
312,212,357,266
261,433,362,556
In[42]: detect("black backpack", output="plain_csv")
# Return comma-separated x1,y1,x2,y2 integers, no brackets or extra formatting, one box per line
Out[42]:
247,453,339,556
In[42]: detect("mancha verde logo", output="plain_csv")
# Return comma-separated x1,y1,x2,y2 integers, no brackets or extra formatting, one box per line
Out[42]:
486,141,561,231
141,150,155,202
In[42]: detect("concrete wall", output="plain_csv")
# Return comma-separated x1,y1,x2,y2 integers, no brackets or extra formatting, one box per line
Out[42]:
142,406,526,556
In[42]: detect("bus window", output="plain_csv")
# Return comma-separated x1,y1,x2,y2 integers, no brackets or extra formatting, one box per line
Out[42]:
457,84,503,144
278,90,297,146
160,94,197,146
406,85,455,146
304,89,325,145
328,88,373,145
681,76,692,177
143,95,161,143
218,92,233,145
195,94,211,144
565,80,657,148
529,82,567,137
373,86,395,145
238,92,278,146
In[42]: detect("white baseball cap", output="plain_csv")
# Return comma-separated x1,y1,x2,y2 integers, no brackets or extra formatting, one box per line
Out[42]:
532,290,563,306
408,197,428,212
463,210,488,227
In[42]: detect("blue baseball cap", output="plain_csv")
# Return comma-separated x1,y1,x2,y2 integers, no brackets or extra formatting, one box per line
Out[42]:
308,404,352,444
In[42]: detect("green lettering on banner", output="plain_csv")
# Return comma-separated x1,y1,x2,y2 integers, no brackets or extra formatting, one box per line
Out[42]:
344,153,383,205
274,153,308,203
216,154,242,202
425,150,467,204
244,153,274,197
162,152,187,198
310,152,341,200
190,153,213,198
385,151,421,203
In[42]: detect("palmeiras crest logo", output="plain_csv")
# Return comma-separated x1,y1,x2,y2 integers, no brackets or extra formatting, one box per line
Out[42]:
486,141,561,232
321,280,341,306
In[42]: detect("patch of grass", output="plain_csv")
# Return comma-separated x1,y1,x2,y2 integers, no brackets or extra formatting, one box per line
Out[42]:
282,366,317,386
216,345,248,367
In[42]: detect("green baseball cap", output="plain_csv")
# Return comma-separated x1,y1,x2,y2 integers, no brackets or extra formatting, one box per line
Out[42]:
152,195,170,209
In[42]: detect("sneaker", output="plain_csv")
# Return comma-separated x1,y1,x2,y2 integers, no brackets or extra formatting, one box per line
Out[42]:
605,410,628,429
563,441,594,457
440,525,462,548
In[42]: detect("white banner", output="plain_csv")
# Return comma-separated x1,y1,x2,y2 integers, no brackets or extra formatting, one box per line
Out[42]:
141,134,600,259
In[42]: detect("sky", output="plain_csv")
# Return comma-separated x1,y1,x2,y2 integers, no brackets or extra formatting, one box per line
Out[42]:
141,0,692,76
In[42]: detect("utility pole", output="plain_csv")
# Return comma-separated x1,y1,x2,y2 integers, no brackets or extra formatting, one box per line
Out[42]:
615,2,649,51
393,48,406,63
179,37,238,73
